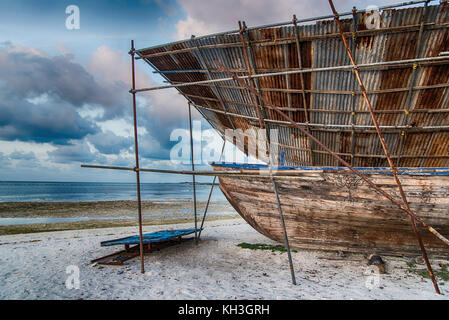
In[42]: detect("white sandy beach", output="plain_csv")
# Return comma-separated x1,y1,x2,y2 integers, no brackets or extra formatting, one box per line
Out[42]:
0,217,448,300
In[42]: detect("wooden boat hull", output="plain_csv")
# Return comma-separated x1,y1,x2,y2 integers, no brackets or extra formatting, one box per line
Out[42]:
212,163,449,256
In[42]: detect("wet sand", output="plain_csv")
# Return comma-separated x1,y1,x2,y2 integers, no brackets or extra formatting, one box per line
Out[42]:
0,201,239,235
0,200,234,218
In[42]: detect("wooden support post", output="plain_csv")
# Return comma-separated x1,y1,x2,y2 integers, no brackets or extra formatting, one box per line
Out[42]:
138,54,226,153
293,15,314,166
129,40,145,274
239,21,275,160
328,0,440,294
396,0,430,167
216,61,449,252
192,36,246,154
238,21,297,283
270,174,297,285
283,42,293,120
350,7,358,166
239,21,264,130
192,36,240,133
198,139,226,240
188,102,199,246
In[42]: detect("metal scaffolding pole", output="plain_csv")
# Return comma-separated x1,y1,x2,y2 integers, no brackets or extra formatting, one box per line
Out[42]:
329,0,440,294
129,40,145,274
131,56,449,93
396,0,431,167
198,139,226,240
293,14,314,165
270,173,296,285
236,23,297,283
81,164,449,177
215,61,449,248
239,21,265,130
188,102,198,246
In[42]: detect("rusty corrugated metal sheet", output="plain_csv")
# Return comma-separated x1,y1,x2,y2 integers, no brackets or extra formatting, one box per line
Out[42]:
138,2,449,167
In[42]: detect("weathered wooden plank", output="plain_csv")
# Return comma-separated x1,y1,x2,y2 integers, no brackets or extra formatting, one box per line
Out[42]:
214,165,449,256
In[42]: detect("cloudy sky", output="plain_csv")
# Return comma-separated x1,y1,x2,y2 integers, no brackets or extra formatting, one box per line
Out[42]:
0,0,400,182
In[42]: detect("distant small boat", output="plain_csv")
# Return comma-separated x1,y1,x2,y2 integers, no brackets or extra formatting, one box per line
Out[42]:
212,163,449,256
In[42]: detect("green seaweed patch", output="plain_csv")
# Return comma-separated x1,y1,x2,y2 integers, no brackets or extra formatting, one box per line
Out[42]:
407,262,449,282
237,242,297,253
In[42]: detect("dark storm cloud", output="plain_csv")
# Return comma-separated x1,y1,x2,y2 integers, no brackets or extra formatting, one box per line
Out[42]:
138,116,184,158
109,156,133,167
0,44,132,144
47,140,106,164
0,47,125,109
0,92,99,144
136,99,203,159
87,131,132,155
138,133,172,160
0,152,11,168
0,42,203,164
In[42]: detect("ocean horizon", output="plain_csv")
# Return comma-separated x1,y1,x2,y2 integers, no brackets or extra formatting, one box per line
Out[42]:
0,181,227,203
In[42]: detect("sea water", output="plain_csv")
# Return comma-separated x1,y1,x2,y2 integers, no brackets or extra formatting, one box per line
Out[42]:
0,181,227,202
0,181,233,226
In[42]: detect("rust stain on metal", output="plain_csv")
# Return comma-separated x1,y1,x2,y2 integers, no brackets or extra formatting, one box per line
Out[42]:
415,35,449,110
373,33,416,118
356,12,375,50
138,3,449,168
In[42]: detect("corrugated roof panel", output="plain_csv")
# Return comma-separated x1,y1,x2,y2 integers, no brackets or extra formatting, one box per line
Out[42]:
138,2,449,167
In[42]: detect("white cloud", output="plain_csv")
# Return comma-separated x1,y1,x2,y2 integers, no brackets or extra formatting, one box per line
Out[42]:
3,42,46,57
0,140,56,160
88,45,149,88
26,93,51,105
174,0,399,40
86,45,197,156
175,15,210,40
87,45,196,125
56,42,73,56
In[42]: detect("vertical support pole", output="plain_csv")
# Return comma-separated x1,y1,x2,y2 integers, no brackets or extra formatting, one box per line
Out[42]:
349,7,358,166
283,42,293,120
192,36,239,133
198,139,226,240
396,0,430,167
217,61,449,249
238,21,265,130
328,0,440,294
240,20,273,162
129,40,145,274
188,102,198,245
192,36,245,154
293,15,314,165
236,23,297,283
270,173,297,285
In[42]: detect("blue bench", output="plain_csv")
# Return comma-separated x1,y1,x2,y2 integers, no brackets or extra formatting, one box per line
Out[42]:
92,228,202,265
101,228,202,246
